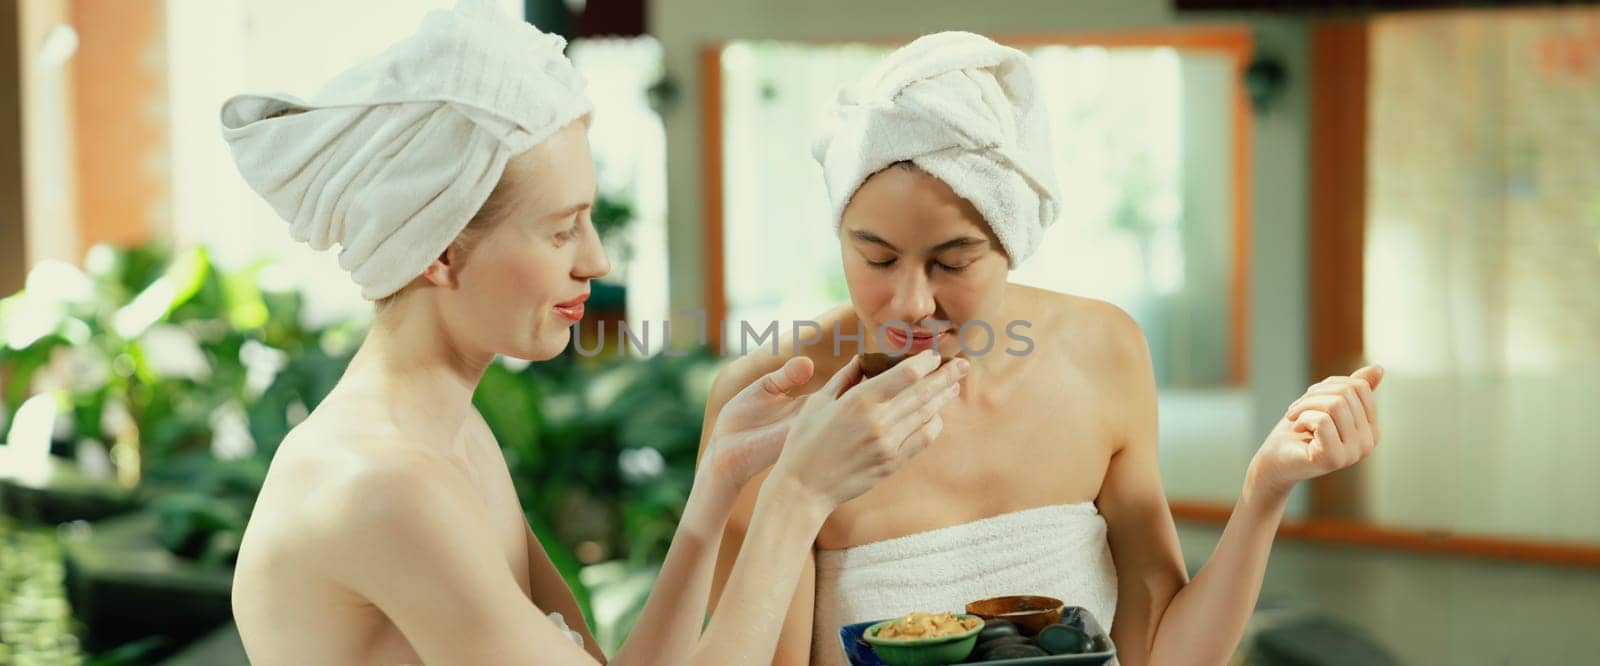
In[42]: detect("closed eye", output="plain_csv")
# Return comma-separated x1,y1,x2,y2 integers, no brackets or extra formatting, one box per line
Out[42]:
865,256,969,273
553,219,581,245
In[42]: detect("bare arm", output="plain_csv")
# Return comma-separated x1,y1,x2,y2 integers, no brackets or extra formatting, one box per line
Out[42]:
696,479,831,663
320,456,821,666
687,351,963,665
1100,309,1285,666
523,526,606,661
318,354,962,665
316,454,819,666
606,473,738,666
777,554,819,666
609,357,812,666
1141,485,1289,666
321,463,598,665
1100,420,1288,666
709,484,818,666
1100,308,1384,666
702,361,817,666
1098,314,1187,666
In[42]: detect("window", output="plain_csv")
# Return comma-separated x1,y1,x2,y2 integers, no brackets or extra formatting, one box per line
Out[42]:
1364,9,1600,542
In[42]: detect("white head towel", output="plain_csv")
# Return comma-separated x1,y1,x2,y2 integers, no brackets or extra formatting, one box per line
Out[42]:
219,0,591,300
812,32,1061,267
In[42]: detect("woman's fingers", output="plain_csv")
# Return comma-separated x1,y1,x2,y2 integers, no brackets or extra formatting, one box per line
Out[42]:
883,357,968,423
895,414,945,463
1285,384,1341,420
1348,377,1380,445
884,379,962,450
856,350,943,400
1287,378,1363,419
1286,375,1380,454
1342,385,1374,454
1352,364,1385,391
1296,409,1346,469
718,357,814,429
819,354,864,399
758,356,814,399
1292,395,1354,452
1328,395,1361,459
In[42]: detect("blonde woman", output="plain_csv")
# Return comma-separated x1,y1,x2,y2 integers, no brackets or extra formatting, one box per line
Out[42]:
222,3,965,664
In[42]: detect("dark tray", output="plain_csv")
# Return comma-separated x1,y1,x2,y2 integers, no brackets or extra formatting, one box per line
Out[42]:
839,606,1116,665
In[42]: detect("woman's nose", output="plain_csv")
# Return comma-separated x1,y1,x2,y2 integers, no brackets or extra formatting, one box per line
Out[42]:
573,221,611,280
889,268,936,323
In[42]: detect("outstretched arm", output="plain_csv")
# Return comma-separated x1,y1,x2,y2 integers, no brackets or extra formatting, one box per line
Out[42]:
701,359,819,666
1100,310,1384,666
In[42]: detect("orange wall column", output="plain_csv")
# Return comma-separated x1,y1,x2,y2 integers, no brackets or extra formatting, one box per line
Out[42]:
1307,19,1372,521
70,0,170,252
1,3,26,295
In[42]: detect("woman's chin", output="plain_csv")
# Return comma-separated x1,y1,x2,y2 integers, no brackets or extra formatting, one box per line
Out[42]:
504,348,561,363
504,326,571,362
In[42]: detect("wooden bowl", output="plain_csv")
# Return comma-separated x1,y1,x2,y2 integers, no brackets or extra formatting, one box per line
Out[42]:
964,595,1065,636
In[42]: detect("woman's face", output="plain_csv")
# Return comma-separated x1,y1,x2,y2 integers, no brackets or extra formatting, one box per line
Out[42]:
438,120,610,361
839,165,1009,357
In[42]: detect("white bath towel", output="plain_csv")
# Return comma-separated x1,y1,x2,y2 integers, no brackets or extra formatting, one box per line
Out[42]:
547,611,586,649
811,502,1118,666
811,32,1062,267
218,0,590,300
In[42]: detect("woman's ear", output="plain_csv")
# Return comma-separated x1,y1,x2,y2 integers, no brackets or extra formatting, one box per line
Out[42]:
418,244,461,288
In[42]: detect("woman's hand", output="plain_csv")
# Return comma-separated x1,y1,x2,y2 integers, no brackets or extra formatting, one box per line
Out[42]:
772,350,969,509
699,357,817,494
1247,364,1386,499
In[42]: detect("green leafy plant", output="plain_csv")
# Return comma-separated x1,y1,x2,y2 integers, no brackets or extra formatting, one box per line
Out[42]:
474,348,721,640
0,518,84,665
0,242,346,473
0,242,357,570
2,237,718,654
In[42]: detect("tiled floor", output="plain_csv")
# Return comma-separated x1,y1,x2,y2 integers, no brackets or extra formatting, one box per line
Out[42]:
1176,524,1600,665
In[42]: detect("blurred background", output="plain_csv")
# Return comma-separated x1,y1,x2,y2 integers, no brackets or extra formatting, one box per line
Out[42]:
0,0,1596,664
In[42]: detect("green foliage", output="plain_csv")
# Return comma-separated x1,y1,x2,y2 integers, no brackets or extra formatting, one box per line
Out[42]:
1,235,716,652
591,192,635,243
0,242,350,467
474,348,722,636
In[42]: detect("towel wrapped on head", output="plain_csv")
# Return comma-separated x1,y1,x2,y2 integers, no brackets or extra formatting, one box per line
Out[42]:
219,0,591,300
812,31,1061,267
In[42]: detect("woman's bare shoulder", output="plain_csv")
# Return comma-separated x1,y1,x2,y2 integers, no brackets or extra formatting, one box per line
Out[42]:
253,405,473,560
270,402,409,483
1013,284,1143,341
1009,285,1150,376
